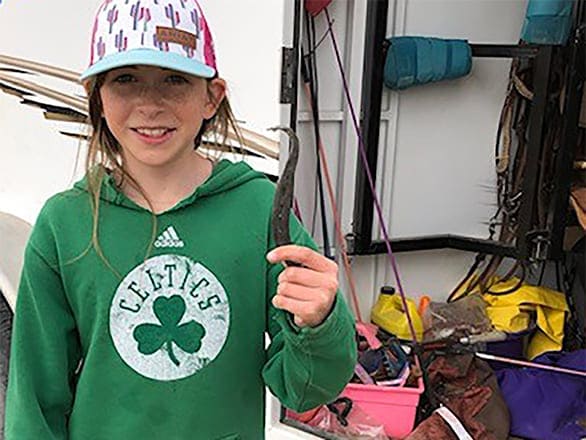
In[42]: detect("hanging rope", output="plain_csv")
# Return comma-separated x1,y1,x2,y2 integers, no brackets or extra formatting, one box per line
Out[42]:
323,8,421,349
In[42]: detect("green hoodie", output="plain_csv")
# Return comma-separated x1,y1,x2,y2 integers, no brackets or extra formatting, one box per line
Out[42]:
5,160,357,440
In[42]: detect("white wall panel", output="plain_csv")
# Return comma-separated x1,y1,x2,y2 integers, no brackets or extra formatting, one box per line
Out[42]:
376,0,528,240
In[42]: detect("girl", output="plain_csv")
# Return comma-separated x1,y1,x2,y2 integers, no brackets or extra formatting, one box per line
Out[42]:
4,0,356,439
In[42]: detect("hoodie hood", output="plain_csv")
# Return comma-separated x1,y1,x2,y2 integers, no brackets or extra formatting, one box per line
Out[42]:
73,159,268,213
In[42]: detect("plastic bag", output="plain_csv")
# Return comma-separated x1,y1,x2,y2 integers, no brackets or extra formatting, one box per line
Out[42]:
422,294,493,341
288,398,388,440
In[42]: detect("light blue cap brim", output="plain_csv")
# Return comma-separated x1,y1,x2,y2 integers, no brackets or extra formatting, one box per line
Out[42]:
80,48,216,81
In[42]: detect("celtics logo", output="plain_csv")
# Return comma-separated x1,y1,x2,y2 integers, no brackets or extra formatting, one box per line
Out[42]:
109,255,230,381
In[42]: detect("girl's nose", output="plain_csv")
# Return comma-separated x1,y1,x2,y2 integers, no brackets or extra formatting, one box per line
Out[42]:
135,83,167,117
136,82,166,104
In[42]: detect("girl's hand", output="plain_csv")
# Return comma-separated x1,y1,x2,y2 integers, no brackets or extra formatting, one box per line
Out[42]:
267,245,338,328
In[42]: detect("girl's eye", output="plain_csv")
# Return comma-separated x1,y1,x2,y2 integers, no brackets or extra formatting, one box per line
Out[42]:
112,73,136,84
166,75,189,85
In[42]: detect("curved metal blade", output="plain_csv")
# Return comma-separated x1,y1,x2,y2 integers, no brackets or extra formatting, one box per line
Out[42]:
269,126,300,248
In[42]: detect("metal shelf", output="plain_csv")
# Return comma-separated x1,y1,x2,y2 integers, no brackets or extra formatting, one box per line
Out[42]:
349,0,585,261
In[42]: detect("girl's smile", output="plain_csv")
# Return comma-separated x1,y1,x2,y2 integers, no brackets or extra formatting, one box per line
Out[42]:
131,127,177,145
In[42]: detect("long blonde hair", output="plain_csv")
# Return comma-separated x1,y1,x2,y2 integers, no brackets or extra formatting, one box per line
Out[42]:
83,73,242,273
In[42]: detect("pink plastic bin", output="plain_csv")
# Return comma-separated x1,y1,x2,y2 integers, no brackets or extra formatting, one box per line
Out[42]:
340,378,424,439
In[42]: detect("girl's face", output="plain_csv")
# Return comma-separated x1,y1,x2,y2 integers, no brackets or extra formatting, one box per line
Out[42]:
100,65,225,171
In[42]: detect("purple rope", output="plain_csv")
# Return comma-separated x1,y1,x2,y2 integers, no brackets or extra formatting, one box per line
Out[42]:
324,8,420,344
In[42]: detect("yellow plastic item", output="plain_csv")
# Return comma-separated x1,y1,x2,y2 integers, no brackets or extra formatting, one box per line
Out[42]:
483,277,568,359
454,276,569,359
370,288,423,341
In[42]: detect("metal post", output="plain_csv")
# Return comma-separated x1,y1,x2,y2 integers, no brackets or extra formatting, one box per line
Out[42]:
351,0,389,253
548,1,586,259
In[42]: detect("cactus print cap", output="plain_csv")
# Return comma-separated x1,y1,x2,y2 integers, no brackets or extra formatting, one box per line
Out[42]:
80,0,217,81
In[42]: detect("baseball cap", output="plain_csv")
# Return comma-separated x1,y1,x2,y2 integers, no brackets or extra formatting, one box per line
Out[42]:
80,0,217,81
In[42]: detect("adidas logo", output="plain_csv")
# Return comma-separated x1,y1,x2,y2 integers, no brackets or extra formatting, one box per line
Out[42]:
154,226,185,248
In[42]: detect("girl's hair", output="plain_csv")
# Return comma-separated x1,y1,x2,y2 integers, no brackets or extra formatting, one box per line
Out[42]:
83,73,242,273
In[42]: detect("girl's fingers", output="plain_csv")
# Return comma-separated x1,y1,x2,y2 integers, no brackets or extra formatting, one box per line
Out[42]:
268,245,339,327
277,266,338,291
276,283,324,302
267,245,337,274
271,293,331,324
272,292,309,310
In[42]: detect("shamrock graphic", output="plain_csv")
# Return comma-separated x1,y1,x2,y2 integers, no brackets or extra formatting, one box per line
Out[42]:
133,295,205,366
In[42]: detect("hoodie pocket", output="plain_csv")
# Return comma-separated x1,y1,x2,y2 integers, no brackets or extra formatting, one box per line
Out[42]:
215,434,240,440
